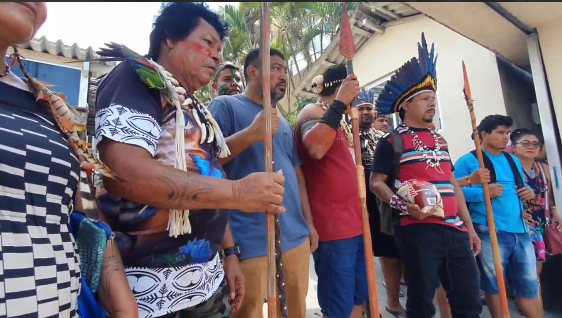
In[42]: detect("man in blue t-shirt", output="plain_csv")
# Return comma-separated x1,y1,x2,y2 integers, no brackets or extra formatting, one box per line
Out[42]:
208,48,316,318
454,115,541,318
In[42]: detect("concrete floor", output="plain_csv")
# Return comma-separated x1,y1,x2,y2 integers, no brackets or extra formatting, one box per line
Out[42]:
262,256,561,318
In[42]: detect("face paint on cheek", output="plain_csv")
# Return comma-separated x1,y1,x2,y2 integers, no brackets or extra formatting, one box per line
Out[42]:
218,84,229,96
184,40,213,57
230,69,237,85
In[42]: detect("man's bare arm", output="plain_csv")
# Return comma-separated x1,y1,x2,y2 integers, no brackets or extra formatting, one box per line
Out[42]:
369,171,395,204
98,238,138,317
296,104,338,160
451,174,475,231
456,177,470,188
221,220,235,249
219,128,257,165
99,140,239,211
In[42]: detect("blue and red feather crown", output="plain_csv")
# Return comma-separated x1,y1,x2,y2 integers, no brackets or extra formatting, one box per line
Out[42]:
375,32,438,115
354,87,376,107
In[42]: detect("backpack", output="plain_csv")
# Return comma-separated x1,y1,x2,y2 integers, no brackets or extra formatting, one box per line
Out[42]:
469,150,524,187
376,129,404,236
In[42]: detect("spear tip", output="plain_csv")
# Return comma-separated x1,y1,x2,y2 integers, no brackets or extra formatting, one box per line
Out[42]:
462,61,472,102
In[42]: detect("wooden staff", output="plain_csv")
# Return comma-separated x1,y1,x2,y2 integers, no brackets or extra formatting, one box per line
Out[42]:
462,61,510,318
259,3,288,318
339,3,380,317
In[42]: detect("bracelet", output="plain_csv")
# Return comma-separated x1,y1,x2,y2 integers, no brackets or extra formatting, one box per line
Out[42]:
465,175,472,187
331,100,348,113
319,101,346,131
390,195,409,214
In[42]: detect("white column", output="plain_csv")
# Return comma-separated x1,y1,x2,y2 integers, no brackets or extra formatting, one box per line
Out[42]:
78,62,89,108
527,33,562,199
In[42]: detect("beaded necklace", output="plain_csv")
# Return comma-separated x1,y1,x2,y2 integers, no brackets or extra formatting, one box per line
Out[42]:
0,65,9,78
403,125,444,174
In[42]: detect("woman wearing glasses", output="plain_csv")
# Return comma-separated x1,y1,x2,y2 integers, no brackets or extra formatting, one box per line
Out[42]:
510,128,562,273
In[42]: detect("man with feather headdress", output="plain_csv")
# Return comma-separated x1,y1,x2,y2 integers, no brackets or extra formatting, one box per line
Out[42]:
93,2,287,317
369,33,482,318
356,88,407,317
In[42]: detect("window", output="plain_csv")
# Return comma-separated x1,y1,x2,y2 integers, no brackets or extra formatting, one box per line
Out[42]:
7,56,82,106
363,73,444,132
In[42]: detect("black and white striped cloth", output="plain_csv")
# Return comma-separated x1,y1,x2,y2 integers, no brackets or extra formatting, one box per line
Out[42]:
0,81,81,317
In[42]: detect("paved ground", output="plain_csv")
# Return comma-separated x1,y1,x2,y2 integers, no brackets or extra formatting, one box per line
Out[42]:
263,256,561,318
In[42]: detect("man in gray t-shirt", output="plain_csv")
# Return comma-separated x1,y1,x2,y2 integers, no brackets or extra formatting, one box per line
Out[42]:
208,48,317,318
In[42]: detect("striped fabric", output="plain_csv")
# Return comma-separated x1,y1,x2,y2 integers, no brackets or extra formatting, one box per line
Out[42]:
392,126,466,231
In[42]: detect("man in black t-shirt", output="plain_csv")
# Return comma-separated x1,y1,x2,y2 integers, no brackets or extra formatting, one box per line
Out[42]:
357,90,406,317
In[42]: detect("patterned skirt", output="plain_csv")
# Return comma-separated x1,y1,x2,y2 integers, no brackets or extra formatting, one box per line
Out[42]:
127,253,224,318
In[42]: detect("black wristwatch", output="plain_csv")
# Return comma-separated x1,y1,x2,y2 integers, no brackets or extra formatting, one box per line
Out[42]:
220,245,241,259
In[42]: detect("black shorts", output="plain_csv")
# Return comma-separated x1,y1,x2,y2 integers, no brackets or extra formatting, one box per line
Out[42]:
368,199,400,259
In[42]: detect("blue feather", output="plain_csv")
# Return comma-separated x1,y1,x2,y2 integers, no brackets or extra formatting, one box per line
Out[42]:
355,87,376,105
375,32,438,115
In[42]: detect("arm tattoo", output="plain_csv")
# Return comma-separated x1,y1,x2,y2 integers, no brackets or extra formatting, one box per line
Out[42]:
153,169,214,209
98,237,123,310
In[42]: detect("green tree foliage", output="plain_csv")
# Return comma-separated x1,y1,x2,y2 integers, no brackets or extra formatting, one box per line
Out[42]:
198,2,361,112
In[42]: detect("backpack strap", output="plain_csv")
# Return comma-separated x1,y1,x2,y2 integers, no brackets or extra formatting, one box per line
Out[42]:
502,151,524,189
470,150,497,183
388,129,404,191
377,129,404,236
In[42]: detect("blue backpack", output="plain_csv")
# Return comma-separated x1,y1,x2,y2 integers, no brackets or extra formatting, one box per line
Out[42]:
69,209,113,318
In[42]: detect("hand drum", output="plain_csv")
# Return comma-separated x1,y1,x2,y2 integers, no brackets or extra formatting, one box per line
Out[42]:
397,179,445,217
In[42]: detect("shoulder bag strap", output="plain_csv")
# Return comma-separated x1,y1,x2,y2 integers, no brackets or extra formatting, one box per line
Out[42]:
388,129,404,191
471,150,497,183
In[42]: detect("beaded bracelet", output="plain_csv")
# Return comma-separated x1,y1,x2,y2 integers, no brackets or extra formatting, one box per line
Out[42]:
390,195,409,214
465,175,472,187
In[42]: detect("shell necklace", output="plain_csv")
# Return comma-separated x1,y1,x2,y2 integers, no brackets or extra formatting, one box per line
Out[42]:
404,125,444,174
147,60,230,237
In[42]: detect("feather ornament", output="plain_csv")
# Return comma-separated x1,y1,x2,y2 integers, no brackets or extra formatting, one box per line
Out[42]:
355,87,376,106
376,32,438,115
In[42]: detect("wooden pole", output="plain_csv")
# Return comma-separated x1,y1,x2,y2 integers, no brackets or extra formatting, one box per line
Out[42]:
462,61,510,318
260,4,288,318
339,3,380,317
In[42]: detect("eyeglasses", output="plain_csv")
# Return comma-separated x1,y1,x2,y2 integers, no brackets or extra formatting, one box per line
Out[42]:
515,141,542,149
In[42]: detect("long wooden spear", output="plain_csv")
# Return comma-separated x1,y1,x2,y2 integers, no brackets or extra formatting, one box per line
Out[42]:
339,3,380,317
259,3,288,318
462,61,510,318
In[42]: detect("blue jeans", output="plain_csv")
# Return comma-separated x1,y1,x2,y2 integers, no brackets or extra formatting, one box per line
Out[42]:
475,223,539,299
313,235,368,318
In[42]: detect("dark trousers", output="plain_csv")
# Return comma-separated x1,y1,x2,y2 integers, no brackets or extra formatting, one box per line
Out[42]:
395,223,482,318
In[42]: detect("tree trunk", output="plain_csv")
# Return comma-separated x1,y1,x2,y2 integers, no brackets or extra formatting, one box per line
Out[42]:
320,27,324,53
